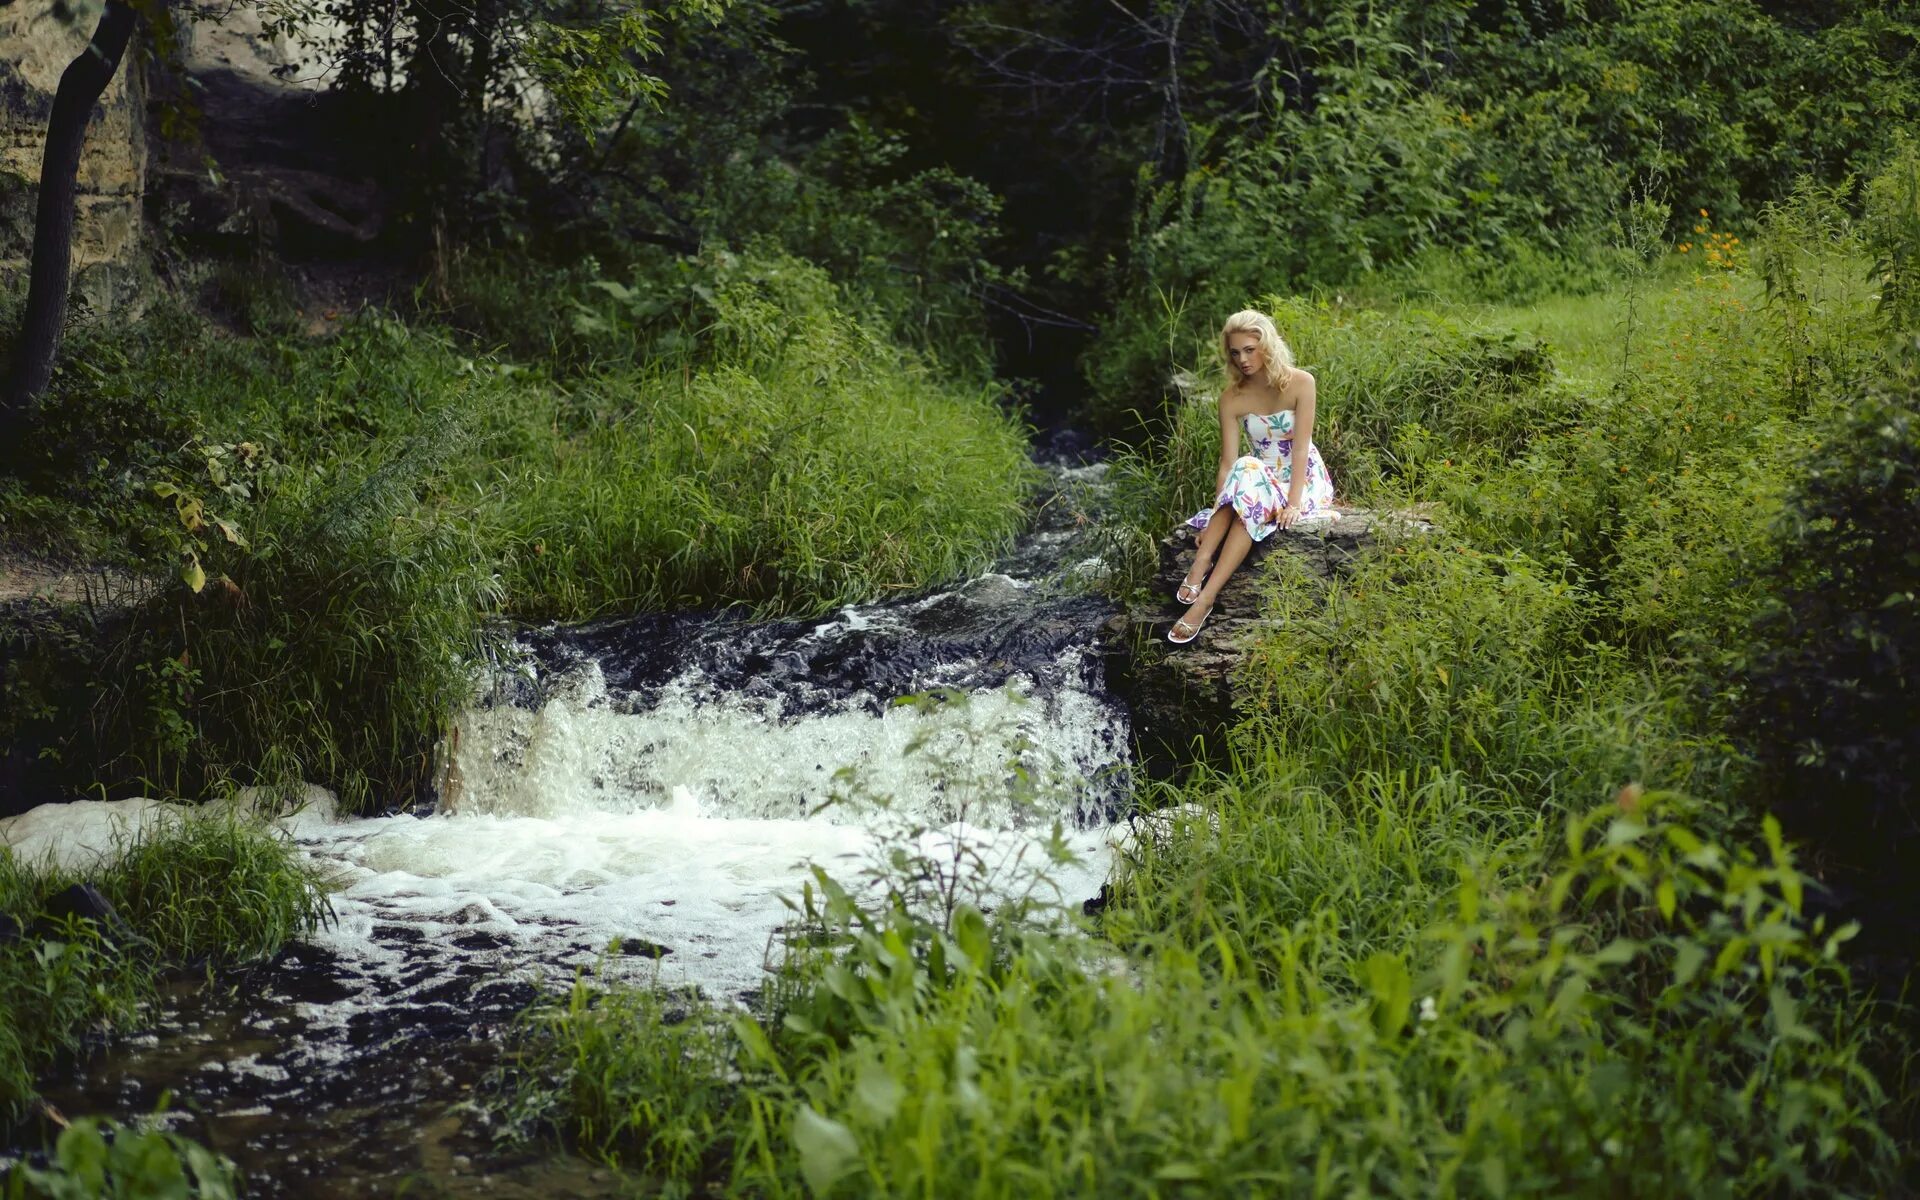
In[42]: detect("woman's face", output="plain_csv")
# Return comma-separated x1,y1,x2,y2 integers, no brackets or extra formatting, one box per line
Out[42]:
1227,332,1264,380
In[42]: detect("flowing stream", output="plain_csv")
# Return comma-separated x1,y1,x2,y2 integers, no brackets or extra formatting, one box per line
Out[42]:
1,458,1134,1196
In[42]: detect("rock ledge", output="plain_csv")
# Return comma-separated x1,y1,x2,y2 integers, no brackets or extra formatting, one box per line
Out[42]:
1102,508,1430,763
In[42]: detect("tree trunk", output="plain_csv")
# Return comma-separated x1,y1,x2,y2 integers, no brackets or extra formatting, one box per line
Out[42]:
4,0,140,418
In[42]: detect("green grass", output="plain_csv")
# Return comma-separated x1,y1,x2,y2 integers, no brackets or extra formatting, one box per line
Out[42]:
497,204,1915,1196
0,810,331,1117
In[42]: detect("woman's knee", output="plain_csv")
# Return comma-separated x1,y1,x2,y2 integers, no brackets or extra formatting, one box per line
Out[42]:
1233,454,1263,471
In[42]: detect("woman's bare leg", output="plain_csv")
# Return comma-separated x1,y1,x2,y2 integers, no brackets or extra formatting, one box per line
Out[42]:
1184,505,1235,588
1175,517,1252,634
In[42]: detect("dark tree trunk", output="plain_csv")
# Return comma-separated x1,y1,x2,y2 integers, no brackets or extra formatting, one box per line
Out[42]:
4,0,139,418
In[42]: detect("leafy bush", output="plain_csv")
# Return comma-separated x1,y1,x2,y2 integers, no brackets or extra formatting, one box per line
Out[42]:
3,1111,239,1198
1733,369,1920,928
163,417,504,808
486,253,1036,619
508,786,1904,1197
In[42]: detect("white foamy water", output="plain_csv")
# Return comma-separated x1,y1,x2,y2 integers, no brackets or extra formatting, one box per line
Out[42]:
3,644,1127,1005
445,648,1123,825
281,788,1114,1000
302,630,1129,996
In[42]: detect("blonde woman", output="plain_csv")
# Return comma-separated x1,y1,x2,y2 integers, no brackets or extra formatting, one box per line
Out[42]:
1169,309,1336,644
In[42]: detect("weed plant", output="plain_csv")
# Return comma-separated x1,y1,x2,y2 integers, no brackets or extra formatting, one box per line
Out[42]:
486,254,1035,619
506,784,1903,1196
3,1109,239,1198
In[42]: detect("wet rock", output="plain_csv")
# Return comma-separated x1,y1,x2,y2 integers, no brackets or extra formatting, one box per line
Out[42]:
36,882,143,948
1104,509,1430,766
613,936,673,959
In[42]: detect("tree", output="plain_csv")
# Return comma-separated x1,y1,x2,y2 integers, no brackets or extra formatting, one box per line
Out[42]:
281,0,725,242
5,0,140,419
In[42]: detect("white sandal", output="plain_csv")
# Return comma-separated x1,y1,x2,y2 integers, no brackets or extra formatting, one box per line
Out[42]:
1167,605,1213,645
1175,573,1206,604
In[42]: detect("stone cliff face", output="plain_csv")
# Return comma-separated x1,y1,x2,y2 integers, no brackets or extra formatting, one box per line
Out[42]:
1,0,149,315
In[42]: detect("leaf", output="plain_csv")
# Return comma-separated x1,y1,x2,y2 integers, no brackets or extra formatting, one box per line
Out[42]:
851,1061,904,1125
1655,878,1676,922
182,554,207,594
792,1106,861,1197
1592,937,1641,966
952,904,991,970
1362,952,1413,1036
1672,940,1707,988
212,517,249,548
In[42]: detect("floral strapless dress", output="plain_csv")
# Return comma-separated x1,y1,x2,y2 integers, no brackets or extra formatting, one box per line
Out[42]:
1185,408,1336,541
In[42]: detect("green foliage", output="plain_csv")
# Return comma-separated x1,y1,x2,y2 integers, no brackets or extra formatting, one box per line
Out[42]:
503,979,738,1183
3,1111,239,1199
479,253,1035,619
1733,366,1920,920
1081,0,1920,433
4,264,1033,804
1863,138,1920,337
0,910,143,1121
510,782,1904,1196
82,811,335,964
0,813,329,1116
162,414,504,808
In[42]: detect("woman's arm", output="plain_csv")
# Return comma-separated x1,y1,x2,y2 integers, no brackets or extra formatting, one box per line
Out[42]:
1214,393,1240,494
1280,379,1317,526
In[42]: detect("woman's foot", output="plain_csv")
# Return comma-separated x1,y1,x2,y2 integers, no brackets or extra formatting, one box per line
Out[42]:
1167,602,1213,645
1176,563,1210,604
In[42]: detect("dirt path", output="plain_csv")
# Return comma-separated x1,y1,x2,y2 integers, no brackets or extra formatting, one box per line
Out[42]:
0,554,150,609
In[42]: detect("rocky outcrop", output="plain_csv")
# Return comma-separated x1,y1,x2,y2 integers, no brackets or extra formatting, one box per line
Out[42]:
1103,509,1430,766
148,12,388,263
1,0,150,315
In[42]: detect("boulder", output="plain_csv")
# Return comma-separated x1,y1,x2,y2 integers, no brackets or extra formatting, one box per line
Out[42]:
1103,508,1430,767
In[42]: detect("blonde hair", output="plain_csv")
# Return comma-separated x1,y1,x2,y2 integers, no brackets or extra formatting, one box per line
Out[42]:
1219,309,1295,391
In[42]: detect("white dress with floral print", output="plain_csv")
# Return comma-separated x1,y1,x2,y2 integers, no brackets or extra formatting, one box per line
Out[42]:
1185,409,1337,541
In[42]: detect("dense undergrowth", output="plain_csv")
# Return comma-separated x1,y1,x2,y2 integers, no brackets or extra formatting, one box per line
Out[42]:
1,250,1032,810
494,158,1920,1195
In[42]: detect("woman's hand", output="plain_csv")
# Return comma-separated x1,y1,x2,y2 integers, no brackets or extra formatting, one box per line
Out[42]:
1276,501,1304,530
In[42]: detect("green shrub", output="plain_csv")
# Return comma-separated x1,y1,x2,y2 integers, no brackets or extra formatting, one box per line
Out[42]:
487,253,1036,619
1733,369,1920,926
510,790,1903,1198
163,421,504,809
3,1111,239,1199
